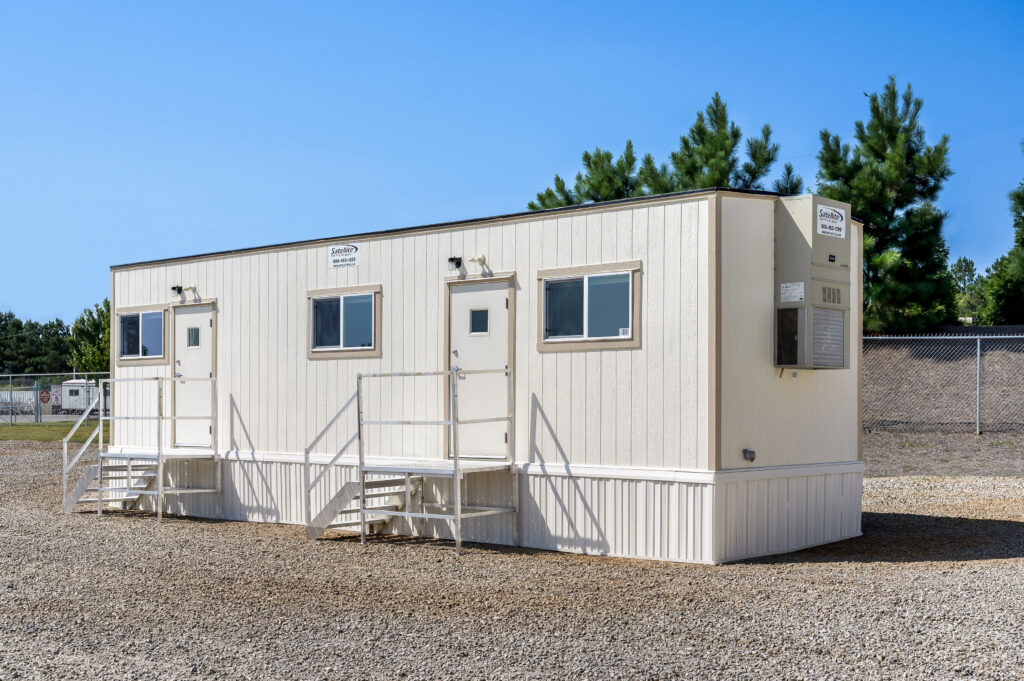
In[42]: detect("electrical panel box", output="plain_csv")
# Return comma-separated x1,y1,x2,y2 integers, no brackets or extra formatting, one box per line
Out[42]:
774,195,852,369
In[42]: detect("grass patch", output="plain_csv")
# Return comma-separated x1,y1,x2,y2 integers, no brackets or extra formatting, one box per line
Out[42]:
0,421,110,443
989,440,1014,447
897,440,930,449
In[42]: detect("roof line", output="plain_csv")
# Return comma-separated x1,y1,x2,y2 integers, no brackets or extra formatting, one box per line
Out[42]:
110,187,855,270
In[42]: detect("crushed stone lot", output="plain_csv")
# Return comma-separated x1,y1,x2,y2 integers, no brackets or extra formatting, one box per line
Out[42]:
1,438,1022,680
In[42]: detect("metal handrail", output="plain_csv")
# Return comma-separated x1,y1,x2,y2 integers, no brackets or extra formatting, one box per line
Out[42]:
62,394,102,501
303,393,360,499
61,376,219,521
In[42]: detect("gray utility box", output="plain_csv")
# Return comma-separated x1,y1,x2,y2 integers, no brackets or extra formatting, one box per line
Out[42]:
774,195,852,369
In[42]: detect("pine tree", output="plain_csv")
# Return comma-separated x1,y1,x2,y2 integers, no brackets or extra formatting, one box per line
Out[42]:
637,93,780,192
529,141,642,210
817,77,958,333
529,93,802,210
980,142,1024,324
772,163,804,196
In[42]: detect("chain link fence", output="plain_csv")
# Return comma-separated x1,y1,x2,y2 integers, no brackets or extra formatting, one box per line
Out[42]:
862,335,1024,433
1,372,110,425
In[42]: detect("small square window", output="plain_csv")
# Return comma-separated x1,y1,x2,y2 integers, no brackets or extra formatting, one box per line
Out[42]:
470,309,489,334
187,327,200,348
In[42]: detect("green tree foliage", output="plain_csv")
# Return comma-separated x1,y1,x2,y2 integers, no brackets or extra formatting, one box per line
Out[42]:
949,256,986,323
70,299,111,373
529,141,642,210
638,93,791,193
0,312,71,374
772,163,804,195
979,142,1024,325
529,93,804,210
817,77,958,333
949,256,977,293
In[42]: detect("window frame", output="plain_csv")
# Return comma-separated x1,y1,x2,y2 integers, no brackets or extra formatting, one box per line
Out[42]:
306,284,382,360
115,306,170,366
536,260,642,353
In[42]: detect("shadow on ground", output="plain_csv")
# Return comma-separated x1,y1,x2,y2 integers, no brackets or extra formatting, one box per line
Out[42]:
72,508,1024,565
748,511,1024,565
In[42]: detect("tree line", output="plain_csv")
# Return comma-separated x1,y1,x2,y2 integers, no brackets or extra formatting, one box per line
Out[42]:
0,300,109,375
950,144,1024,326
529,77,1024,333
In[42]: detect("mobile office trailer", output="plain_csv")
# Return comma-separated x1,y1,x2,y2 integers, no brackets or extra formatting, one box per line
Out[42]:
77,189,863,564
59,380,100,415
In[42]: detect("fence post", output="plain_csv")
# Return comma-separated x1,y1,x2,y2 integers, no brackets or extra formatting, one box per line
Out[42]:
976,337,982,436
34,381,40,423
7,376,11,427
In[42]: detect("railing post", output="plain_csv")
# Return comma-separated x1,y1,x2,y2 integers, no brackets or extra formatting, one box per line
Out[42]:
62,430,68,507
357,374,366,545
97,376,103,456
157,378,164,523
303,443,311,529
507,366,519,547
97,390,103,516
212,378,221,494
976,336,982,436
450,366,462,556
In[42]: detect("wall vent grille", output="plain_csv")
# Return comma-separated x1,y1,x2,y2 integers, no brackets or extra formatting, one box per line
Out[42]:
823,286,841,305
812,308,845,367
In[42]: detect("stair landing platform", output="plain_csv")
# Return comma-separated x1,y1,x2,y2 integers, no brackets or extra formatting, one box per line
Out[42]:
358,456,510,477
101,451,217,461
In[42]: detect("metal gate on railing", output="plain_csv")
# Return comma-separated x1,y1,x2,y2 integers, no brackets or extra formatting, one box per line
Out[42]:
862,334,1024,434
303,366,516,554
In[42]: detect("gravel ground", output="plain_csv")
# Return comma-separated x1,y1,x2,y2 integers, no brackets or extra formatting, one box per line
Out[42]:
1,439,1023,680
863,431,1024,477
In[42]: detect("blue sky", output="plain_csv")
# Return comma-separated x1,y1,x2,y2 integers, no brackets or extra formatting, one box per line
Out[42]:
2,1,1022,322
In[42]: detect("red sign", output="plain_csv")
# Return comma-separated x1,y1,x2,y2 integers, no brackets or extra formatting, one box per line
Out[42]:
39,389,51,404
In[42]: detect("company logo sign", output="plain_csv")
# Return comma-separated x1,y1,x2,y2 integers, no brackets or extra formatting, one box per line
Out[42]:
328,243,361,268
816,205,846,239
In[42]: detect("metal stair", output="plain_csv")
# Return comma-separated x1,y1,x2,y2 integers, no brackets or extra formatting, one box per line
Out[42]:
62,377,222,522
307,475,422,540
65,456,159,512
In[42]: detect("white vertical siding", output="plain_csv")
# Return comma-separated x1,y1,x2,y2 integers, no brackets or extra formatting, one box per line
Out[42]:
112,196,710,471
718,196,861,469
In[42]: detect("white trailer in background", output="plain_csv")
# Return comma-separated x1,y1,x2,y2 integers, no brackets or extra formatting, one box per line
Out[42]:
65,188,864,564
59,380,101,415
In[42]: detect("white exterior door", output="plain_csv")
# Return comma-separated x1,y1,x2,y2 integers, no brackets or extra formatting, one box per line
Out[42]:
449,281,510,458
173,305,214,448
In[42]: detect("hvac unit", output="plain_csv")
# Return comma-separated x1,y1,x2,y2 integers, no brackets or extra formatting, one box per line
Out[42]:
774,196,851,369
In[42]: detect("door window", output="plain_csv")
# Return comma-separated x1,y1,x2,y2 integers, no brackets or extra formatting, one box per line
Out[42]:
470,309,489,335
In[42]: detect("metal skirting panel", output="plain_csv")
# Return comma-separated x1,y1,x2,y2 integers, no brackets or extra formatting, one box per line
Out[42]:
519,473,714,563
129,459,861,565
713,469,862,563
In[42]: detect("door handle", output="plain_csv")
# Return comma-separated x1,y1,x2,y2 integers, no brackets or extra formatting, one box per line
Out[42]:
173,372,183,378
